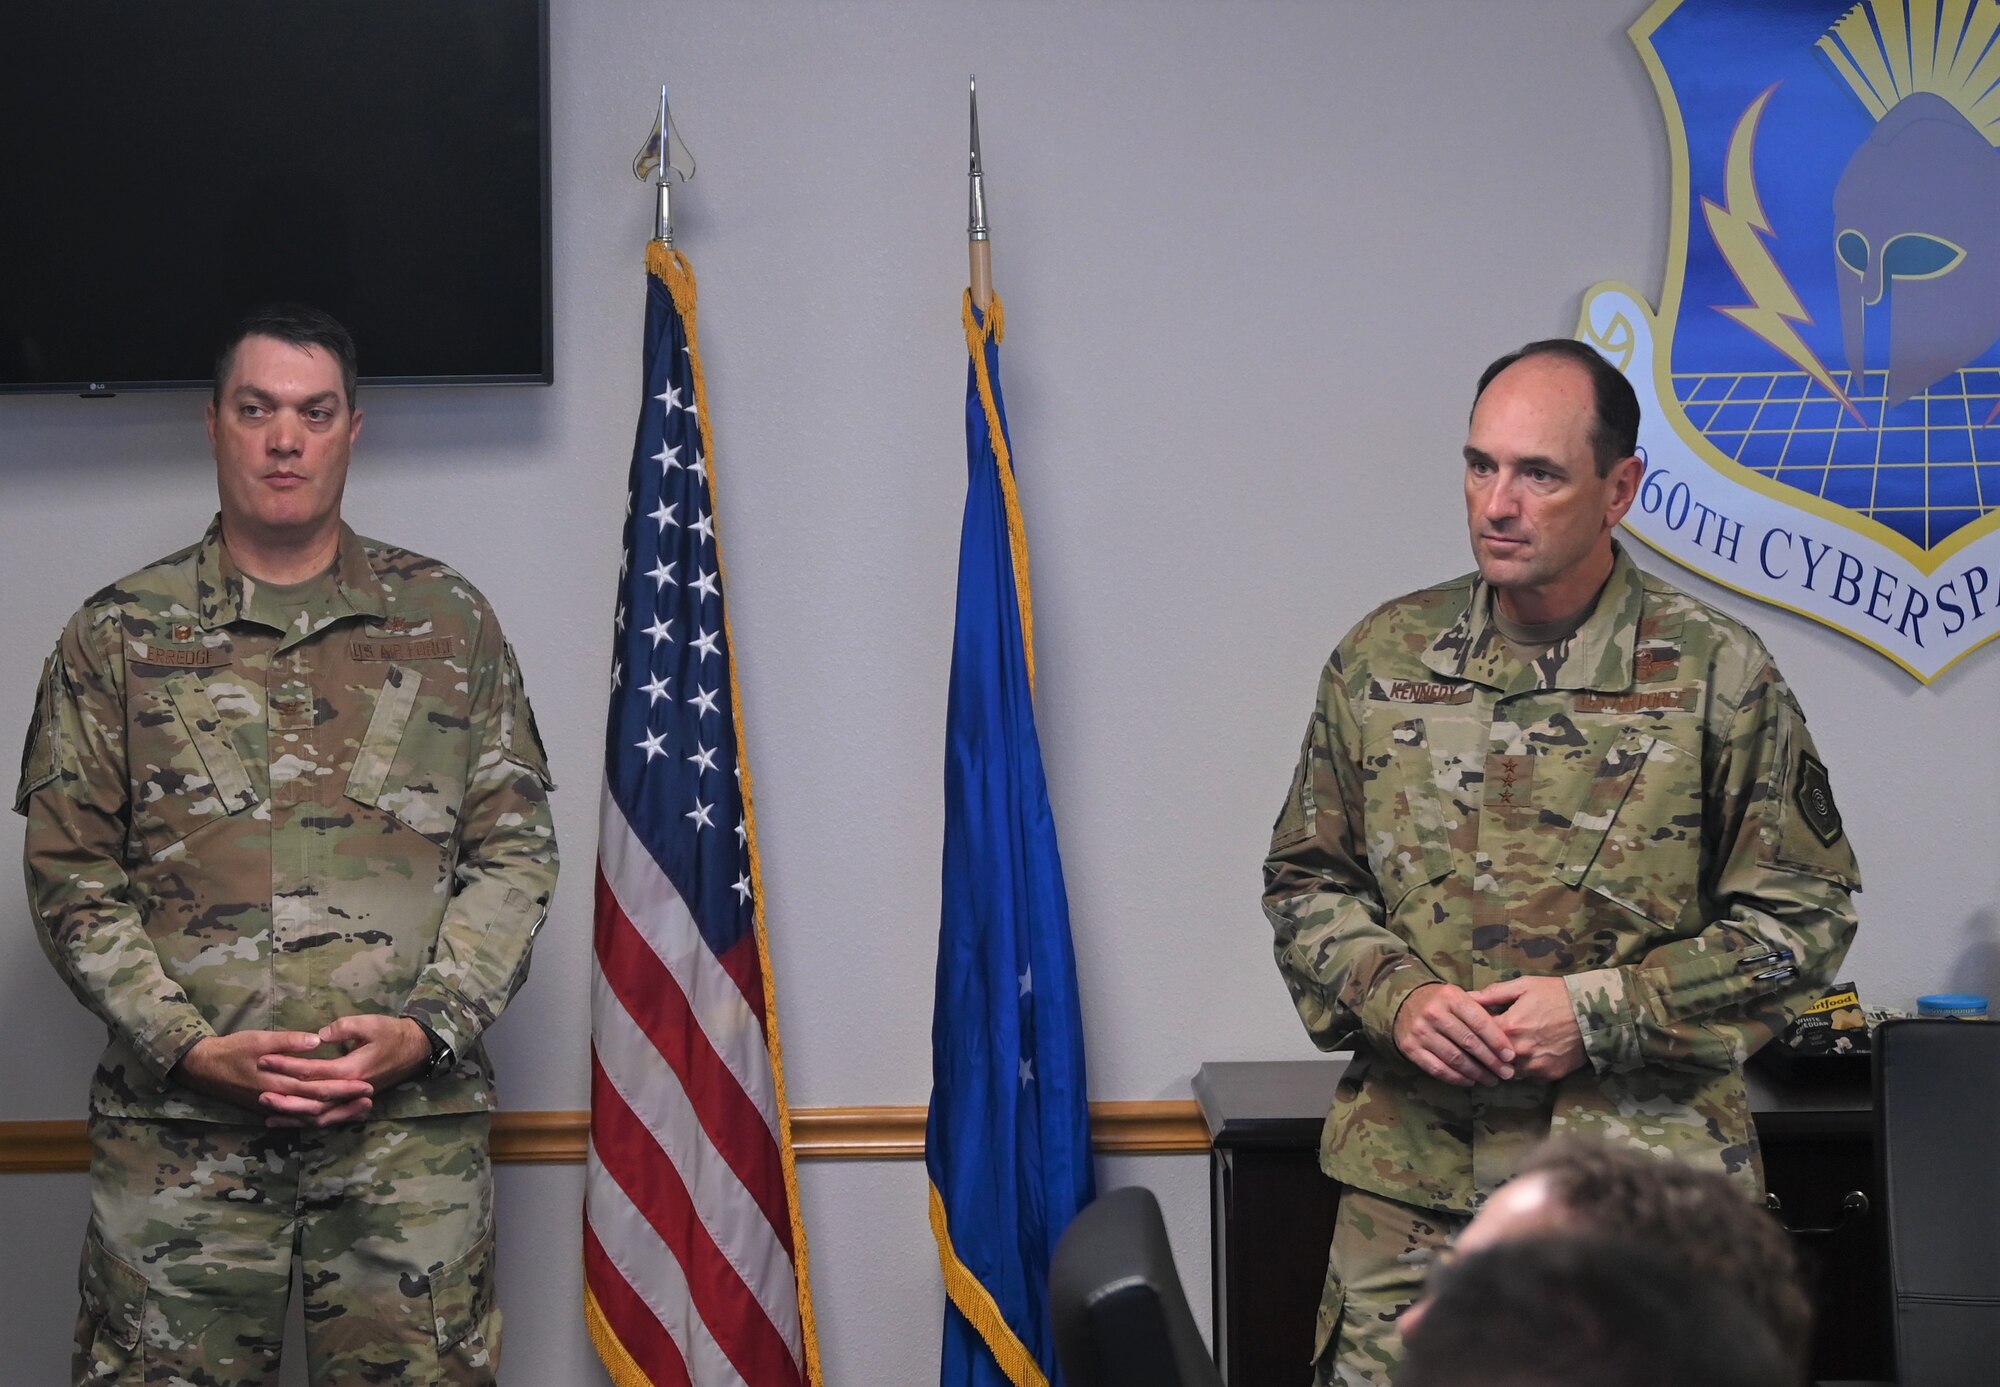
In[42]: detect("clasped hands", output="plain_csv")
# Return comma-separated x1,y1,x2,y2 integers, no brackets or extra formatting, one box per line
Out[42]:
1393,977,1585,1087
170,1015,434,1127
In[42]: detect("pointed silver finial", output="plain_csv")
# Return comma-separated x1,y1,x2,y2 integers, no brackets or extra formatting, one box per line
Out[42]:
968,76,989,243
634,82,696,245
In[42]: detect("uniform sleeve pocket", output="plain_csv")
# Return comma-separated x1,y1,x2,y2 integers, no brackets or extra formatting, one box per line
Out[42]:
14,652,61,814
499,639,554,788
1269,731,1317,852
78,1223,147,1356
1763,706,1862,890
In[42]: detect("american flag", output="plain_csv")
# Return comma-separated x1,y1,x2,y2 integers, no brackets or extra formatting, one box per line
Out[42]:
585,243,821,1387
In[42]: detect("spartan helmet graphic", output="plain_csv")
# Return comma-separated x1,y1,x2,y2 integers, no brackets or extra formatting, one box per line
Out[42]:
1821,1,2000,407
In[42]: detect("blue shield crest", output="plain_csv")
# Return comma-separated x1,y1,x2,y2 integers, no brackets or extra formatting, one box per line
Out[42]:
1582,0,2000,680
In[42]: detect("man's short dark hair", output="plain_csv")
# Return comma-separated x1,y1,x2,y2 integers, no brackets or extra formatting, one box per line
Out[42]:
1400,1234,1790,1387
1473,338,1639,476
213,303,359,409
1516,1139,1813,1376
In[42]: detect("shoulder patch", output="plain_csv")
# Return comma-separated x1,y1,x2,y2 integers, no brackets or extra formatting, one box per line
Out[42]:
1269,741,1316,851
1793,751,1843,848
15,653,61,813
500,639,555,786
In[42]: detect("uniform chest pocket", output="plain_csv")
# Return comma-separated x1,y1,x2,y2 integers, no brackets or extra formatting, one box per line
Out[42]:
129,672,260,857
1555,726,1704,930
1361,717,1456,913
345,663,471,847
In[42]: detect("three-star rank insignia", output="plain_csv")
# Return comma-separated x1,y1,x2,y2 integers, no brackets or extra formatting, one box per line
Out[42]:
1793,751,1843,847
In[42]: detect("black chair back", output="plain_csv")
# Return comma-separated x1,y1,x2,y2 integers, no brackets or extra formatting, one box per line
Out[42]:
1050,1185,1222,1387
1876,1018,2000,1385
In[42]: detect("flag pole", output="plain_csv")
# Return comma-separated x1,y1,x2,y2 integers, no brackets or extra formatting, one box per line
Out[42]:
654,83,674,246
588,81,825,1387
932,70,1095,1387
637,78,693,247
968,76,991,312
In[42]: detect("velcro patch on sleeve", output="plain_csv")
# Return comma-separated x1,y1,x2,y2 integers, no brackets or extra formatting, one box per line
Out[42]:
1269,748,1315,850
14,653,61,811
1792,751,1843,847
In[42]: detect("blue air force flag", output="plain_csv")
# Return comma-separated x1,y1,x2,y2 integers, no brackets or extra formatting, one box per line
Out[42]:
926,293,1096,1387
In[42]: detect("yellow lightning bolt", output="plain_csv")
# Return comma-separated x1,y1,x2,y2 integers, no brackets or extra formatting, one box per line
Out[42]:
1702,83,1863,421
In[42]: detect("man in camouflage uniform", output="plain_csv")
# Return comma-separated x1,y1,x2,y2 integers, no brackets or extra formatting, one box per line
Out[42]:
1261,339,1859,1386
16,304,559,1385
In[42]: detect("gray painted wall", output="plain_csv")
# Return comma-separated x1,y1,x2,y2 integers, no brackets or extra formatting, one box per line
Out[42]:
1,2,1985,1382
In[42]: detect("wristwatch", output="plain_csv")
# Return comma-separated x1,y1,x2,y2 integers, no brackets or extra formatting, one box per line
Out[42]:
408,1018,455,1080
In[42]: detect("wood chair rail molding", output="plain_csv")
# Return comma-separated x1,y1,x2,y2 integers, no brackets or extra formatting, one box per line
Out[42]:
0,1100,1209,1174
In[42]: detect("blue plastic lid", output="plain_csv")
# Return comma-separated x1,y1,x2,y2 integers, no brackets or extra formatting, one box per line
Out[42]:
1918,993,1989,1012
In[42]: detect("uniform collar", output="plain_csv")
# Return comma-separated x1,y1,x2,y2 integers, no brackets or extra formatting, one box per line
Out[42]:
196,516,390,637
1419,543,1645,697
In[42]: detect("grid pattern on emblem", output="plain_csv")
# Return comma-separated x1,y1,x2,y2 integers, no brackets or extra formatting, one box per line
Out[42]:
1670,369,2000,549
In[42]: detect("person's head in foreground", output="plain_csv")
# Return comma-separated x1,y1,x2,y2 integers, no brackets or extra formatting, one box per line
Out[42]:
1413,1138,1812,1378
1399,1233,1790,1387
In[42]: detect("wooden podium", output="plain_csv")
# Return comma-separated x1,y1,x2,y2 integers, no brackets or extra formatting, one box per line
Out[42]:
1191,1059,1890,1384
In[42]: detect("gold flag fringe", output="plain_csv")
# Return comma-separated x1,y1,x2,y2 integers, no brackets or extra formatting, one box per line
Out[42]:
585,1285,663,1387
961,290,1040,692
582,238,826,1387
928,1181,1053,1387
926,290,1055,1387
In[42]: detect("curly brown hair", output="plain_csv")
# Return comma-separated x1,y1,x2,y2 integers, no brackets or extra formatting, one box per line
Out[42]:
1402,1233,1791,1387
1516,1139,1813,1380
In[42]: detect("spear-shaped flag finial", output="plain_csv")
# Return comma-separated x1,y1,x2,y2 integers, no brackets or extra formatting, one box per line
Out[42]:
634,81,696,245
968,77,992,310
968,77,989,243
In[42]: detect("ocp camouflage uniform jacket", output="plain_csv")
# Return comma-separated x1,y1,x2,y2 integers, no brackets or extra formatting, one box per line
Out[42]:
16,518,559,1124
1263,546,1859,1214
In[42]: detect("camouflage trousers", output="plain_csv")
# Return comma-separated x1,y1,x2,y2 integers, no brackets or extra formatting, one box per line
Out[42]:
74,1113,500,1387
1312,1187,1467,1387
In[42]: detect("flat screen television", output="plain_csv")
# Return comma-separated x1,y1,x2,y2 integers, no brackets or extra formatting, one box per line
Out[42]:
0,1,552,394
